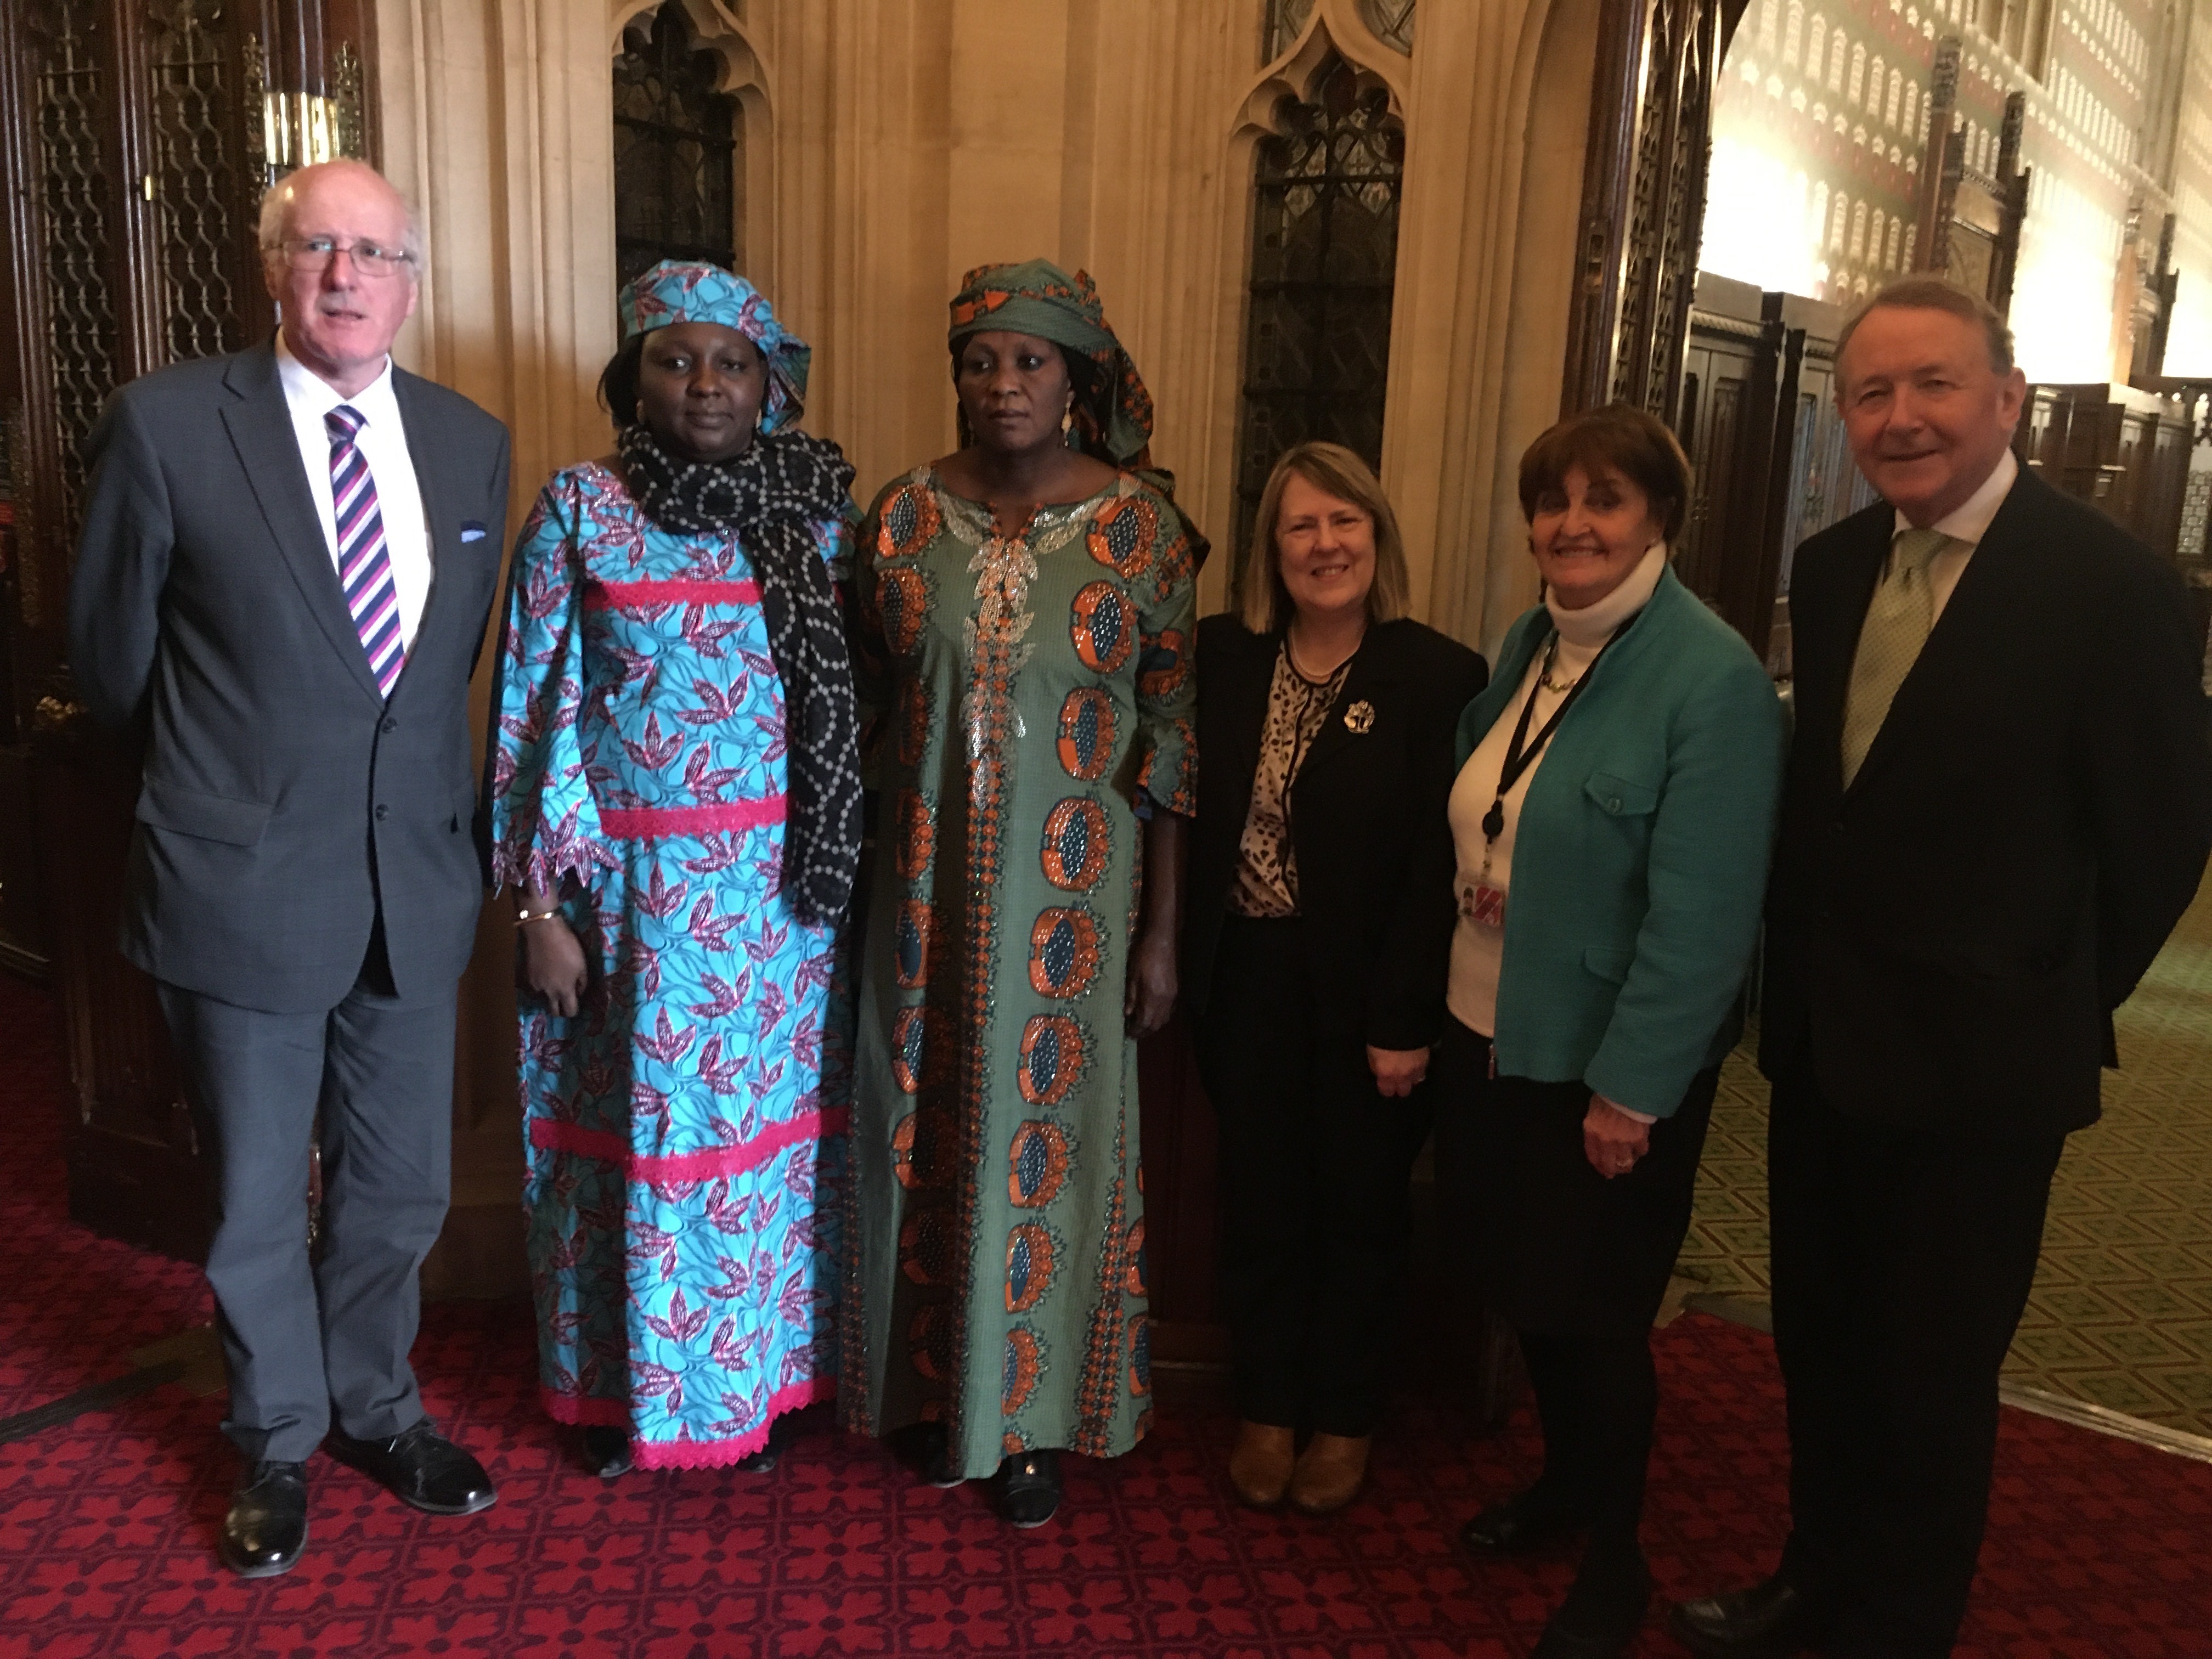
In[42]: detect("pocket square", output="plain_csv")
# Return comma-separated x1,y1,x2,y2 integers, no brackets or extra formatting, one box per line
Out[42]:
460,521,488,543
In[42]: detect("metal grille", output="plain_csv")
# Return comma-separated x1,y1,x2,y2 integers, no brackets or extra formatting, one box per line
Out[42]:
1232,56,1403,584
33,0,119,543
612,2,740,287
150,0,241,364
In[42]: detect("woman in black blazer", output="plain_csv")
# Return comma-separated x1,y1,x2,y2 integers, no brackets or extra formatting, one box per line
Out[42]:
1185,441,1487,1515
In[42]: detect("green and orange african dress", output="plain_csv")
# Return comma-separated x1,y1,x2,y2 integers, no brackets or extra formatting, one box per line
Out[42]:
841,466,1198,1479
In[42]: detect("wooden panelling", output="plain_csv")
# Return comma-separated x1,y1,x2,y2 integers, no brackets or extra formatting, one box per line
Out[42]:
1,0,377,1265
2018,381,2193,560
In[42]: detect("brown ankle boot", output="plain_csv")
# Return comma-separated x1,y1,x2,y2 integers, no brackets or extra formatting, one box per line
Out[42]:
1288,1431,1370,1515
1227,1420,1296,1508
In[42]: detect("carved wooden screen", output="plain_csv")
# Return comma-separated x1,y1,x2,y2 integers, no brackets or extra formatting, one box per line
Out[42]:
1231,53,1405,583
1912,44,2030,318
0,0,377,1260
613,2,741,289
1562,0,1725,419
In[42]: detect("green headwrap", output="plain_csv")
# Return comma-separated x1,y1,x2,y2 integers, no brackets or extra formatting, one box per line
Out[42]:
947,259,1157,470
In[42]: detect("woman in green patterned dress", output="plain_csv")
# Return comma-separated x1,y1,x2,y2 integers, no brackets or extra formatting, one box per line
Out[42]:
840,261,1200,1526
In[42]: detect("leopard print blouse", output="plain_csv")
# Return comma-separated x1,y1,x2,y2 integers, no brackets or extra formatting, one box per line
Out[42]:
1229,644,1352,918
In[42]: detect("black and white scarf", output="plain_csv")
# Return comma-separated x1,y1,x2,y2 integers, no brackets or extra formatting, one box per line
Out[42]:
619,421,862,926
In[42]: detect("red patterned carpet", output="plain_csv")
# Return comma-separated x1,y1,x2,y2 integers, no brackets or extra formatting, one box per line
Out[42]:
3,970,2210,1657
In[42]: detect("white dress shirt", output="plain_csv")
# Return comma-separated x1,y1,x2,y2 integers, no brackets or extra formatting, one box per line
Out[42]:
275,335,435,652
1892,446,2016,620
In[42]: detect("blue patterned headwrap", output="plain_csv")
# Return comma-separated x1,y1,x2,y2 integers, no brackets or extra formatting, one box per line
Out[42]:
617,259,811,435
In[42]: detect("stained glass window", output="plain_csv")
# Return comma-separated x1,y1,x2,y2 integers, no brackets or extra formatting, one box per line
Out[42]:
1263,0,1317,59
1231,54,1404,582
1264,0,1414,60
612,3,740,288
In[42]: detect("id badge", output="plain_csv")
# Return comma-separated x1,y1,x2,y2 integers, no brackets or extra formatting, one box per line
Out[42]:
1459,881,1506,928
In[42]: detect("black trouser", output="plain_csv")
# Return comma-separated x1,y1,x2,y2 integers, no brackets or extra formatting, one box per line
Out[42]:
1430,1017,1718,1612
1769,1056,2063,1658
157,926,458,1465
1194,915,1432,1437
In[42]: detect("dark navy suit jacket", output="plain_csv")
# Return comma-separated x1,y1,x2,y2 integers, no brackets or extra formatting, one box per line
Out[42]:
68,338,511,1013
1760,467,2212,1137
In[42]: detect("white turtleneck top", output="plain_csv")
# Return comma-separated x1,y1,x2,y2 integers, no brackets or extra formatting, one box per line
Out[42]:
1446,543,1669,1050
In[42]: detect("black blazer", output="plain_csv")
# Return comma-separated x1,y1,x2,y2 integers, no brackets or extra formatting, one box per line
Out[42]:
67,340,512,1013
1184,614,1488,1051
1759,467,2212,1138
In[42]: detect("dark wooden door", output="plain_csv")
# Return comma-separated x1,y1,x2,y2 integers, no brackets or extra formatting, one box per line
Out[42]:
1561,0,1728,420
0,0,377,1261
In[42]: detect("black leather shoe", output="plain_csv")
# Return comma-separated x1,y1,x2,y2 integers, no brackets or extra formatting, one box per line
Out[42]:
1458,1487,1588,1555
997,1449,1061,1527
221,1460,308,1578
1669,1575,1820,1657
582,1426,633,1480
326,1419,496,1515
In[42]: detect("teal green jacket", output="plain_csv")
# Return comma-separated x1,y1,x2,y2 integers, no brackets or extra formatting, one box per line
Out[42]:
1455,565,1787,1116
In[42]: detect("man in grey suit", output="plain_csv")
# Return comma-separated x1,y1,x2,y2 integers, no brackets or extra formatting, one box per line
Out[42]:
69,159,510,1577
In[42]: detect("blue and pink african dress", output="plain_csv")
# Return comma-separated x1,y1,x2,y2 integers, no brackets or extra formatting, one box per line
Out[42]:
490,460,851,1469
839,467,1199,1480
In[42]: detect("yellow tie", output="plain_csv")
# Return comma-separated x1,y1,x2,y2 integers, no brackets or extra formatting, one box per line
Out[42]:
1841,527,1951,786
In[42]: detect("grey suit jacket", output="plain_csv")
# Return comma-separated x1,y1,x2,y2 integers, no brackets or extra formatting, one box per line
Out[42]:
68,338,512,1013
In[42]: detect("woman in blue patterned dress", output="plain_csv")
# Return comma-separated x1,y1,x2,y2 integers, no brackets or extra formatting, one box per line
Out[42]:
489,262,861,1477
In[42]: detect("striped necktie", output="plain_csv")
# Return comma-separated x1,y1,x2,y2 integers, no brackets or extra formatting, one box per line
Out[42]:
1841,526,1951,786
326,404,404,698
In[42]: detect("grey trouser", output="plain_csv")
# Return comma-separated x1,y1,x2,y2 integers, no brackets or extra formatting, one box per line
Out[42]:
157,933,457,1463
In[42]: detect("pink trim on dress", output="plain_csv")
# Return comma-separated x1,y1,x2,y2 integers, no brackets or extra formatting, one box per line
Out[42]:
535,1374,835,1466
597,797,788,839
634,1378,837,1469
529,1105,850,1184
585,577,765,611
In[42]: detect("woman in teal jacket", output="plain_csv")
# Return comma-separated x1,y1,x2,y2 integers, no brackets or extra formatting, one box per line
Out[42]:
1433,405,1785,1659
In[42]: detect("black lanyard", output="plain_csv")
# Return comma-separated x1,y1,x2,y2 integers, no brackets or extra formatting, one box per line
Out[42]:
1479,627,1622,850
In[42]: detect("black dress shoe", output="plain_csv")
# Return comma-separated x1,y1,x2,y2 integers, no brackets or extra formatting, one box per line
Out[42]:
1669,1575,1820,1657
997,1449,1061,1527
1458,1487,1588,1555
582,1426,633,1480
326,1419,496,1515
221,1460,308,1578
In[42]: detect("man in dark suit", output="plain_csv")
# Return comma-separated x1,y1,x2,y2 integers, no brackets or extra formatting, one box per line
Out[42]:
1672,277,2212,1657
68,160,512,1577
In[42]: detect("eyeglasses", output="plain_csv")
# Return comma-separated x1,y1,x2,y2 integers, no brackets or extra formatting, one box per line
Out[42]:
267,236,415,278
